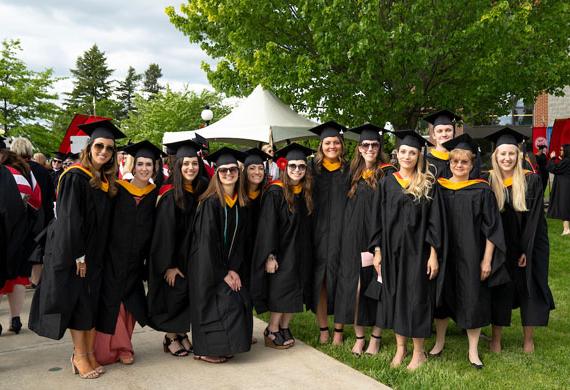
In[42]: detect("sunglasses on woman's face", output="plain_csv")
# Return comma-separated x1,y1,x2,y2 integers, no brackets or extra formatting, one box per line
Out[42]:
218,166,239,175
360,142,380,150
93,143,115,153
287,163,307,172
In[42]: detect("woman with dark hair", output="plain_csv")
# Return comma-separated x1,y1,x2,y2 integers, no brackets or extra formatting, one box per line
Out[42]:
95,141,163,365
308,121,350,345
147,139,208,357
547,144,570,235
190,147,253,364
485,128,554,354
29,120,124,379
251,143,314,349
334,124,386,356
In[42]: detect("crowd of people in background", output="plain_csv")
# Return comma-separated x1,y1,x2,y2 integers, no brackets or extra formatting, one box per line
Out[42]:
0,109,563,379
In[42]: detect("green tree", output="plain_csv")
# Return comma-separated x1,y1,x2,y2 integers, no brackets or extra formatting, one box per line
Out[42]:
121,87,230,145
116,66,142,119
0,39,60,137
167,0,570,129
66,44,114,110
143,63,164,97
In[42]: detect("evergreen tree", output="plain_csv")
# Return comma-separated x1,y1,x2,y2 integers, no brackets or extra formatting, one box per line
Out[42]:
143,63,163,96
116,66,142,119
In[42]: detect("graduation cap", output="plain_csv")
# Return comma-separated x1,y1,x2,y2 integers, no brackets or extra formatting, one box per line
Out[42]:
244,148,272,167
423,109,462,127
205,147,246,167
78,119,126,141
309,121,347,140
65,152,80,161
163,139,203,159
274,143,314,162
442,133,478,154
122,140,164,160
193,133,209,150
52,151,66,161
349,123,384,142
484,127,527,147
394,130,433,172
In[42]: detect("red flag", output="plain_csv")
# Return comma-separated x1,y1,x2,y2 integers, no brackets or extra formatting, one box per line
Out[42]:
550,118,570,158
58,114,112,154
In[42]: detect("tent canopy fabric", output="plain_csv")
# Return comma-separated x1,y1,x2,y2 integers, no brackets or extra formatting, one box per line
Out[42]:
162,85,320,146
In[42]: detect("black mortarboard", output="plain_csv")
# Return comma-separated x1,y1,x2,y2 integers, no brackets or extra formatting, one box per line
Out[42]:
164,139,203,159
349,123,384,142
394,130,432,149
78,119,126,141
52,151,66,161
123,140,164,160
309,121,347,140
484,127,527,147
423,109,462,127
274,143,314,162
66,152,80,160
205,147,246,166
244,148,272,167
194,133,209,150
442,133,479,154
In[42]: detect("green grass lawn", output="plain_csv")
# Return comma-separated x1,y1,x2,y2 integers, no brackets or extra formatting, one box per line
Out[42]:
258,218,570,389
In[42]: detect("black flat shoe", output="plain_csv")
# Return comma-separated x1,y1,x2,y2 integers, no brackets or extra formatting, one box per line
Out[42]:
9,316,22,334
470,361,484,369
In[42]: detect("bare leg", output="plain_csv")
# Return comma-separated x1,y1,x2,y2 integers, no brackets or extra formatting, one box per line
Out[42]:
563,221,570,234
352,324,366,355
70,329,96,376
407,338,427,371
279,313,295,346
429,318,448,355
523,326,535,353
86,328,104,372
490,325,502,353
317,283,329,343
390,334,408,368
467,328,483,366
365,326,382,355
7,284,25,317
333,322,344,346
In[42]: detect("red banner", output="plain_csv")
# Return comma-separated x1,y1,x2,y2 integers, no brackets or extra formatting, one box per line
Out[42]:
550,118,570,158
532,126,547,154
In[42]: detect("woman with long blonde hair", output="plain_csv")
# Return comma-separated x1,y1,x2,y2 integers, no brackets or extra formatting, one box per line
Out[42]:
485,128,554,354
369,130,440,370
29,120,124,379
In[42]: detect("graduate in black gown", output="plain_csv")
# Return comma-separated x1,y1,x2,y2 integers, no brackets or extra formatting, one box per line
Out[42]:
95,141,162,365
333,124,386,356
189,147,253,364
49,151,66,195
423,109,462,179
429,134,509,369
147,139,207,357
368,131,442,370
547,144,570,235
29,119,125,379
251,143,314,350
308,121,350,345
485,128,554,353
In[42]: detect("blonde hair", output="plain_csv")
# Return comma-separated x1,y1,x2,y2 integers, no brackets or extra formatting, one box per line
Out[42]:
401,150,435,201
313,136,346,172
488,148,528,212
10,137,33,159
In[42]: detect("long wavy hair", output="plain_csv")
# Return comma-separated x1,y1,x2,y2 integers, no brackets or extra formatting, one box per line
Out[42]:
399,148,434,202
171,156,208,210
348,144,385,198
313,136,346,173
0,149,30,177
488,147,528,212
199,165,248,208
280,166,313,214
79,139,118,197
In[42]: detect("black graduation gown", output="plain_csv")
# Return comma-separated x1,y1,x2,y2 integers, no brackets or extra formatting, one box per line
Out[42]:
147,186,196,333
490,173,554,326
309,162,349,313
27,161,54,265
547,158,570,220
535,154,549,191
97,181,158,334
241,192,262,290
334,177,378,326
426,151,451,179
189,196,253,356
49,169,63,197
366,174,443,337
251,184,312,314
434,179,509,329
29,166,112,340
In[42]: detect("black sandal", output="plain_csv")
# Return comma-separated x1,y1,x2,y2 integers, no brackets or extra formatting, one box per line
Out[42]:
332,328,344,345
318,327,329,344
280,327,295,346
365,334,382,356
352,336,366,357
177,334,193,353
264,327,291,349
163,335,188,357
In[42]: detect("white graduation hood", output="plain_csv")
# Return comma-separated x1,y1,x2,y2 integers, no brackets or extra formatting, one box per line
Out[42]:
162,85,319,146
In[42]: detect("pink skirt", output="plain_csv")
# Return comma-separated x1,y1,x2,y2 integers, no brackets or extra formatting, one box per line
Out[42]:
94,303,136,365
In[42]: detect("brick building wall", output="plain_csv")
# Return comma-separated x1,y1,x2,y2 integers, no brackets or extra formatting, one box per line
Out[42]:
534,93,549,127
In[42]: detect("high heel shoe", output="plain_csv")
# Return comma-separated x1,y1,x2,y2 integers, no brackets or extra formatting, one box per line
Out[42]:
365,334,382,356
264,327,291,349
9,316,22,334
71,353,99,379
86,351,105,374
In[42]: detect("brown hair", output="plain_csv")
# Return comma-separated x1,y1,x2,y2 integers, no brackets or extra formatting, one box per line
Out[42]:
347,144,386,198
0,149,30,176
280,167,313,215
199,166,248,208
313,136,346,173
171,156,208,210
240,163,266,197
79,139,118,197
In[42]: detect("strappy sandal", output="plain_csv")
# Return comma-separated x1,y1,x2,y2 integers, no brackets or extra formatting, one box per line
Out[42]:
352,336,366,357
318,327,330,344
332,328,344,346
163,335,189,357
264,327,292,349
365,334,382,356
71,353,99,379
280,327,295,347
86,351,105,374
177,334,193,353
193,355,227,364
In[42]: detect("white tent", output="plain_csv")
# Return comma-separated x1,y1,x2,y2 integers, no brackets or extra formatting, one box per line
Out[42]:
162,85,320,146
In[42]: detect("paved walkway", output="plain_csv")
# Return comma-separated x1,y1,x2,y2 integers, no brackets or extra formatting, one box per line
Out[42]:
0,289,389,389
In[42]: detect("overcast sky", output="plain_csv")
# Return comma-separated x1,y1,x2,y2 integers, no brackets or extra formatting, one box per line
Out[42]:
0,0,214,97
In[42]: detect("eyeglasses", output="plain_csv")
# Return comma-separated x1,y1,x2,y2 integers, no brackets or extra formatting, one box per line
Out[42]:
52,159,62,163
93,143,115,153
287,163,307,172
360,142,380,150
218,166,239,175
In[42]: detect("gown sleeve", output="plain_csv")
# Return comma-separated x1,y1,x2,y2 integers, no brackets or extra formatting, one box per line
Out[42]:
149,192,177,276
480,188,509,287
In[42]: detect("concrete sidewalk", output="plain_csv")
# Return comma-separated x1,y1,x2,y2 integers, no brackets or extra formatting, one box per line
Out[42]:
0,289,389,389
